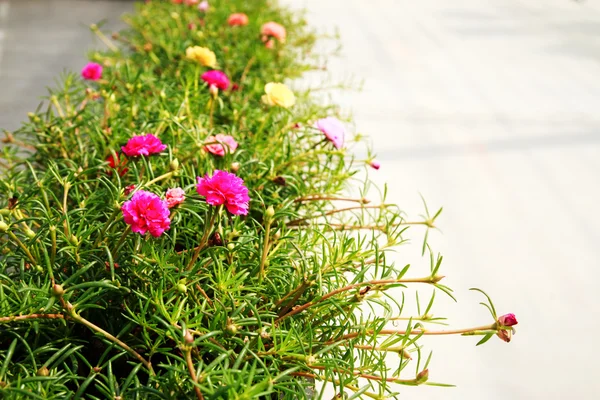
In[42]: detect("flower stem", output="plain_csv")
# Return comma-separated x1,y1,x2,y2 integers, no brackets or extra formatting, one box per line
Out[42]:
184,348,205,400
68,306,154,374
329,324,497,344
276,276,443,322
187,208,217,271
259,220,272,281
287,204,392,226
0,313,65,324
143,171,174,188
7,231,37,265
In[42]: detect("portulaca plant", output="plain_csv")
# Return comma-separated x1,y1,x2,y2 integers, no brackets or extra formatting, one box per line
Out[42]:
0,0,517,398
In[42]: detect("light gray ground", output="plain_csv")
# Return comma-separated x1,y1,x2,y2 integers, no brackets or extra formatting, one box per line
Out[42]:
1,0,599,399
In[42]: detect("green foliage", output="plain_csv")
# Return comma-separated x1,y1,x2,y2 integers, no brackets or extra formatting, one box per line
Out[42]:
0,1,511,398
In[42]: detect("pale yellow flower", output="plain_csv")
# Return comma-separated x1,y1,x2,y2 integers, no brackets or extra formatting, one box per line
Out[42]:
261,83,295,108
185,46,217,67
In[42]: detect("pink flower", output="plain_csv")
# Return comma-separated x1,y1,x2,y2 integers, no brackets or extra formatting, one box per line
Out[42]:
81,62,103,81
265,39,275,49
201,70,230,91
497,313,518,327
204,134,238,156
261,22,286,43
184,0,199,5
316,117,346,149
198,0,209,11
228,13,249,26
196,170,250,215
121,190,171,237
121,134,167,157
165,188,186,208
369,160,381,170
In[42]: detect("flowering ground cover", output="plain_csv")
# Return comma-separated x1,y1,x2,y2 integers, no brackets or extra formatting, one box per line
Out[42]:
0,0,516,398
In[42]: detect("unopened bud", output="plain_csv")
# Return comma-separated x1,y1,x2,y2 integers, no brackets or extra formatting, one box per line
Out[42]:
227,243,235,251
176,283,187,294
0,221,9,232
230,162,240,173
265,206,275,219
416,369,429,384
69,235,80,246
184,330,194,344
52,284,64,297
170,158,180,171
226,324,238,335
36,366,49,377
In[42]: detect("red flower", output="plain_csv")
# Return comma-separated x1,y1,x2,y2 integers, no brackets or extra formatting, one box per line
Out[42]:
106,153,129,176
228,13,249,27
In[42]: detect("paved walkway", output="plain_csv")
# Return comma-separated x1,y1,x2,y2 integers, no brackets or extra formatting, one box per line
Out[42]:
1,0,599,399
290,0,600,399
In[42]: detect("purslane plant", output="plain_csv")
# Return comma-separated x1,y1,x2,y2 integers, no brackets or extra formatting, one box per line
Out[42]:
0,0,517,399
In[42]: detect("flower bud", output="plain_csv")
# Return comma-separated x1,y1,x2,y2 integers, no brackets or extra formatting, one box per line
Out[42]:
52,284,65,297
416,369,429,384
369,159,381,170
227,243,235,251
184,330,194,344
265,206,275,219
69,235,80,246
496,329,512,343
36,366,49,377
497,313,518,327
0,221,9,232
230,162,240,173
170,158,180,171
226,324,238,335
176,283,187,294
209,84,219,98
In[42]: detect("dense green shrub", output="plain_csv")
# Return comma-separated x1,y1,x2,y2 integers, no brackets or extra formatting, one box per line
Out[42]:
0,1,517,398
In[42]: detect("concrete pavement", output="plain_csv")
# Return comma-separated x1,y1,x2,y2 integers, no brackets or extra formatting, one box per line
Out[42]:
2,0,599,399
288,0,600,399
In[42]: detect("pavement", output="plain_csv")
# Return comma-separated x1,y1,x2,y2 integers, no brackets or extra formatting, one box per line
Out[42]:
2,0,600,399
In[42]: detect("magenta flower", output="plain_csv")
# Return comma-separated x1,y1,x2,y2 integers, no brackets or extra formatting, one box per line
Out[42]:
81,62,103,81
196,170,250,215
121,190,171,237
369,160,381,170
201,70,230,91
165,188,186,208
121,134,167,157
204,134,238,156
497,313,518,327
316,117,346,149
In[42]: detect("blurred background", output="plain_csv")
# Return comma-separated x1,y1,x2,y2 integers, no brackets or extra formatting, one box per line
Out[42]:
1,0,599,398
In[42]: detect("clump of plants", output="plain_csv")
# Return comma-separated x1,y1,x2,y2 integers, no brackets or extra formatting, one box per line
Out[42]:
0,0,517,398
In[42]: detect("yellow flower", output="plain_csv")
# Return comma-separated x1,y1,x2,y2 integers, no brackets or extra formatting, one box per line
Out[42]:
261,83,295,108
185,46,217,67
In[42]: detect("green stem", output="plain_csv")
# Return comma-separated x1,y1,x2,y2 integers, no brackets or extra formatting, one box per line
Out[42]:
187,208,217,271
259,221,272,281
143,171,174,188
69,307,154,374
7,231,37,265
